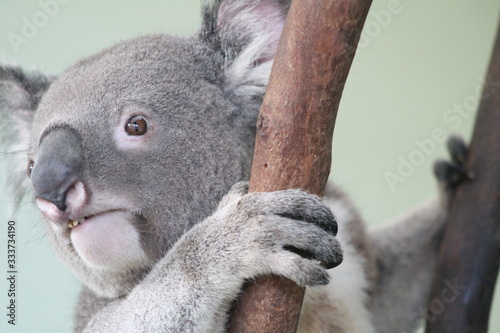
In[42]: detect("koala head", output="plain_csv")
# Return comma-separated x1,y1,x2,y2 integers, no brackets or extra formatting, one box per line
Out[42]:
0,0,288,298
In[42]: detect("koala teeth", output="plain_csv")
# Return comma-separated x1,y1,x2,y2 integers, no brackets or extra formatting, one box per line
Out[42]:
68,220,80,229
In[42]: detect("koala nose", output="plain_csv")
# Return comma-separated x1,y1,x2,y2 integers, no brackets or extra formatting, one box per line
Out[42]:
31,128,87,220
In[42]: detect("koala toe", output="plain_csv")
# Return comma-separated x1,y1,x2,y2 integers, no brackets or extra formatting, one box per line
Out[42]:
220,187,343,286
447,135,468,166
434,136,473,191
282,241,342,271
433,160,470,189
239,189,338,236
265,217,343,281
280,254,332,286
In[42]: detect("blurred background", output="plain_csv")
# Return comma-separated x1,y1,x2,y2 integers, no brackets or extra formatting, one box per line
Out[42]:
0,0,499,332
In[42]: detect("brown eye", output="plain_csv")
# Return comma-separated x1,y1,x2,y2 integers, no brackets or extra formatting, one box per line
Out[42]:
27,160,34,177
125,115,149,136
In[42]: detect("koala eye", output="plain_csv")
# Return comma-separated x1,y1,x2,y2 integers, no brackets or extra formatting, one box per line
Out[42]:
125,115,149,136
27,160,34,178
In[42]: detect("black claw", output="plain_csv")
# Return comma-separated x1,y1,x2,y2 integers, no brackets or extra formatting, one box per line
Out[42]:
447,136,468,166
318,219,338,237
282,245,342,269
328,254,343,269
434,160,470,188
434,136,472,190
276,212,338,237
283,245,316,261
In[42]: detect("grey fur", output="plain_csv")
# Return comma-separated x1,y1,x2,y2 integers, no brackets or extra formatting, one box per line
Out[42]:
0,66,53,207
0,0,459,332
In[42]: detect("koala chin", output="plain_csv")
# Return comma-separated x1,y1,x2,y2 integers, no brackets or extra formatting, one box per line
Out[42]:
69,210,150,271
0,0,468,332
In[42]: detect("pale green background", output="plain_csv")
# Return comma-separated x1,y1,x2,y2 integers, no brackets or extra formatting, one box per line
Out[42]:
0,0,499,332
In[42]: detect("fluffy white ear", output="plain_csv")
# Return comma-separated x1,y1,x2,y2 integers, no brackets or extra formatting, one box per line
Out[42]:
202,0,289,97
0,66,52,211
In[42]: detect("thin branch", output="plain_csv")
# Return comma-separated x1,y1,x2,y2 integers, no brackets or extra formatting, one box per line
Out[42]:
227,0,372,331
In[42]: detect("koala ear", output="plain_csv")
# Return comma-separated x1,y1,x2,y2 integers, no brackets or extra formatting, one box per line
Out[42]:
201,0,289,98
0,65,53,210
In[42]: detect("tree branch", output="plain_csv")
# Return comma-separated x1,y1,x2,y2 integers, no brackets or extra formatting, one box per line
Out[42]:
425,14,500,333
227,0,372,331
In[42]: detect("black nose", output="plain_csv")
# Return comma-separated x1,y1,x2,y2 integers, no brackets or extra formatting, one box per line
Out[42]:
31,128,84,212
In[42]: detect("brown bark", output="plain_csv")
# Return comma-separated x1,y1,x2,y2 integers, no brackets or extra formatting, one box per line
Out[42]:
227,0,372,331
425,15,500,333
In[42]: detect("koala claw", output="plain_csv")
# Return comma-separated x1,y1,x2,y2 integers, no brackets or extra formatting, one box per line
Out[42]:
434,135,472,191
239,189,339,237
447,135,468,166
236,188,342,286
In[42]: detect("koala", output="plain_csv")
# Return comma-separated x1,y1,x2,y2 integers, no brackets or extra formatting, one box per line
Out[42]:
0,0,469,332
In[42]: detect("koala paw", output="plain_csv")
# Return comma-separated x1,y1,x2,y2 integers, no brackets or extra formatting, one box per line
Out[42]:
215,183,343,287
433,135,473,192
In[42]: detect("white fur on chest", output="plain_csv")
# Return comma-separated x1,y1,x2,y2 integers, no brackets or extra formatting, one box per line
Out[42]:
299,196,375,333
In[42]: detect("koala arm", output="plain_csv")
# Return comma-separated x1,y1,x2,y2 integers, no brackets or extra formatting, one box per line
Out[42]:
82,184,342,333
368,137,470,332
83,250,231,333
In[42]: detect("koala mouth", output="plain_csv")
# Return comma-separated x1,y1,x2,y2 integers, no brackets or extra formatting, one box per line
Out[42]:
68,219,81,229
67,210,122,229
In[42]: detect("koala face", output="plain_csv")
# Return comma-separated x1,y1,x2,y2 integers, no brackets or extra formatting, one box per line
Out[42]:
2,0,288,298
27,34,258,297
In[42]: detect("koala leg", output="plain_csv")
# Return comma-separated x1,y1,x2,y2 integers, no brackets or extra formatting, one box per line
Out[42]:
369,136,470,332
